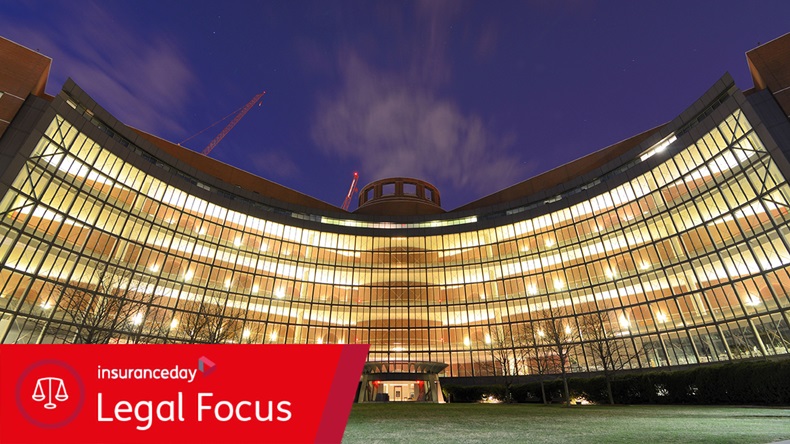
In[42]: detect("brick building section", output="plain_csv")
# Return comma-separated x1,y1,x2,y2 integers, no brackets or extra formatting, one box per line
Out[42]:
0,37,52,138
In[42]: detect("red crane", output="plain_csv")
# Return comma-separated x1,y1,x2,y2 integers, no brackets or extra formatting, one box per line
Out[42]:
199,91,266,156
342,171,359,211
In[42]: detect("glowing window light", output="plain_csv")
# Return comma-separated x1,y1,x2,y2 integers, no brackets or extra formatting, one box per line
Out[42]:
242,329,251,339
131,313,144,326
745,294,762,306
527,284,538,296
234,237,242,247
269,331,278,342
655,312,667,323
564,325,572,335
553,278,565,290
274,288,285,299
149,263,160,272
170,318,179,329
485,334,492,345
197,226,206,235
224,279,232,289
316,337,324,344
184,270,194,281
545,238,555,248
337,337,345,344
605,268,617,279
537,329,545,338
480,294,486,300
521,245,530,252
40,301,53,310
639,261,651,270
252,284,260,293
618,314,630,329
639,134,677,161
463,337,471,347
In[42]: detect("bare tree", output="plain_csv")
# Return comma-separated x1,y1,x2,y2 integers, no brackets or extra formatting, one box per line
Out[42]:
535,305,579,406
128,306,175,344
516,322,558,405
51,265,156,344
579,312,642,405
477,325,524,402
179,292,242,343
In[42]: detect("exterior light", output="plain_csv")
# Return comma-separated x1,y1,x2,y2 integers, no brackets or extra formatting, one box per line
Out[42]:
197,226,206,235
480,294,486,300
184,270,194,281
269,331,278,342
618,314,630,329
527,284,538,295
317,337,324,344
131,313,143,326
252,284,260,293
224,279,232,289
605,268,617,279
564,325,572,335
640,261,651,270
40,301,52,310
463,337,471,347
521,245,530,252
274,288,285,299
149,263,160,272
337,337,345,344
537,329,545,338
484,333,492,344
242,329,251,339
170,318,179,329
553,278,565,290
545,238,555,248
655,311,667,323
234,237,242,247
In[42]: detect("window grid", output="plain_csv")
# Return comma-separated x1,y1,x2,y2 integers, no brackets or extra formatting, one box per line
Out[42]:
0,110,789,376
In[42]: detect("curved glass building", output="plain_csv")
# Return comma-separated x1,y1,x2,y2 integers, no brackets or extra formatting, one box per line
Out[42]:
2,34,790,380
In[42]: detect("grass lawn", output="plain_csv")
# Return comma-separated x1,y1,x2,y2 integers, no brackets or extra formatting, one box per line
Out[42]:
342,403,790,443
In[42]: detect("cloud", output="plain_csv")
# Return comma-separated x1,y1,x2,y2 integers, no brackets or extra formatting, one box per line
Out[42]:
249,150,301,179
0,3,196,137
310,3,525,201
311,53,522,197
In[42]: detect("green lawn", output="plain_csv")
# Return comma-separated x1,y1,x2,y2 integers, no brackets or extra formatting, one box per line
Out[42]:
342,403,790,443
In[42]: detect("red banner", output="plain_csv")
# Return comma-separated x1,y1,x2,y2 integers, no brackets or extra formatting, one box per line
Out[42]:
0,344,368,443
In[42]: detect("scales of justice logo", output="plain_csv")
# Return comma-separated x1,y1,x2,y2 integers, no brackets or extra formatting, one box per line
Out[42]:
32,376,69,409
15,360,85,429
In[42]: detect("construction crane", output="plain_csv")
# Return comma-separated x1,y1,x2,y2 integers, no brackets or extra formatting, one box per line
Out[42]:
342,171,359,211
202,91,266,156
179,91,266,156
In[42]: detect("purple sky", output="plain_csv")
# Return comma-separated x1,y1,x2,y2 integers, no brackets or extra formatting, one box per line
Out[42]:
2,1,789,210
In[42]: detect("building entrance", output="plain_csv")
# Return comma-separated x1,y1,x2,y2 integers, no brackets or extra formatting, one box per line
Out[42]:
357,361,447,403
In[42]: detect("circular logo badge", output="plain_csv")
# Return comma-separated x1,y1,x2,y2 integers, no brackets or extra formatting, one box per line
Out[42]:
15,360,85,429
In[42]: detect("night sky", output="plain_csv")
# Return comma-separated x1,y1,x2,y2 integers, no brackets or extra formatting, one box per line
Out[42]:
2,1,789,211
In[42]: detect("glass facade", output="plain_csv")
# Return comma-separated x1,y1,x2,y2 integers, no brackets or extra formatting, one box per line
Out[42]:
1,81,789,379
